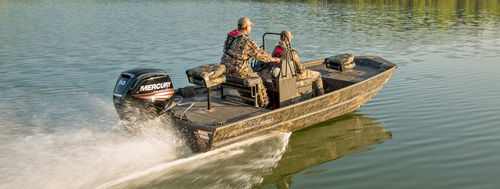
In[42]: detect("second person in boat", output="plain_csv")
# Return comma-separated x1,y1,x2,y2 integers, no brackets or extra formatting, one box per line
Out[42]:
272,30,324,96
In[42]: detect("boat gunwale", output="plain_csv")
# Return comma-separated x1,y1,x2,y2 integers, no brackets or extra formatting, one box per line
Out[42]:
211,82,388,148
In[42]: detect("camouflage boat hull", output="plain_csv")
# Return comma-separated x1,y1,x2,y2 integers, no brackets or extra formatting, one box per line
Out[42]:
170,56,397,152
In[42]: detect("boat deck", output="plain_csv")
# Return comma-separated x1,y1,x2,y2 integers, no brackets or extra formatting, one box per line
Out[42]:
307,58,386,92
172,57,391,127
172,96,270,127
310,64,379,83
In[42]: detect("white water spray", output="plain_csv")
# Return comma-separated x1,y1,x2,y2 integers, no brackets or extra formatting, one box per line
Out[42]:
1,94,291,189
0,95,187,189
98,132,292,189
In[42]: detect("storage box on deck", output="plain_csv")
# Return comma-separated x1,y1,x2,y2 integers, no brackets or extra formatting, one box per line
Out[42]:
326,53,355,72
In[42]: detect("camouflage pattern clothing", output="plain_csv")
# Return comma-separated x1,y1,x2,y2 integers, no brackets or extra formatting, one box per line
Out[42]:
221,29,275,107
273,45,324,91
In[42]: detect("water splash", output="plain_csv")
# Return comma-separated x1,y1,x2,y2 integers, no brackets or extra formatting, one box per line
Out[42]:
1,93,291,189
98,132,292,189
0,96,187,189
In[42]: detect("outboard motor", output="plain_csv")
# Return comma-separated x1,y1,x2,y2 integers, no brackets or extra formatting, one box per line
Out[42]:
113,68,175,123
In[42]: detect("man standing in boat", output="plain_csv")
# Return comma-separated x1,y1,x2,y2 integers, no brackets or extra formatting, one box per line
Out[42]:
221,17,280,107
272,30,324,96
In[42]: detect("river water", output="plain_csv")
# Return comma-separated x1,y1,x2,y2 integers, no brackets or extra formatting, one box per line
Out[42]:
1,0,500,188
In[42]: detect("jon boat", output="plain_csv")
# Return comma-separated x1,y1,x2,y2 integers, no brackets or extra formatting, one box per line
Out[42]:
112,33,397,152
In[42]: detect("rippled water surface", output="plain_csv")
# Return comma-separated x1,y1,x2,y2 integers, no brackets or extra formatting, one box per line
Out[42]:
1,0,500,188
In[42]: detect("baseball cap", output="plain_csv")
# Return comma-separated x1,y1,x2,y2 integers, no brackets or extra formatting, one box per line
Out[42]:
238,17,254,28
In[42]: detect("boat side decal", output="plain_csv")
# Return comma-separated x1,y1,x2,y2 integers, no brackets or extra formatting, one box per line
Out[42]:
198,129,210,140
241,118,275,131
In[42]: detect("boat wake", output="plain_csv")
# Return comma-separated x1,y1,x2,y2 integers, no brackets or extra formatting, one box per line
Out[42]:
0,95,291,189
0,96,187,189
97,131,291,189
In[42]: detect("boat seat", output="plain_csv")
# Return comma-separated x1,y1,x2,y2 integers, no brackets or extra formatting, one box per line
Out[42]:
186,63,226,110
225,77,262,86
221,77,261,107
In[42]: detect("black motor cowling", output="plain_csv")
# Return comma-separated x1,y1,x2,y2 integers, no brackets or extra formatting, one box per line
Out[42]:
113,68,174,122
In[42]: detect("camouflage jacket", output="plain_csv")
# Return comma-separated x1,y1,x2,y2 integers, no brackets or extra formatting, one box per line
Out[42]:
221,30,274,78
